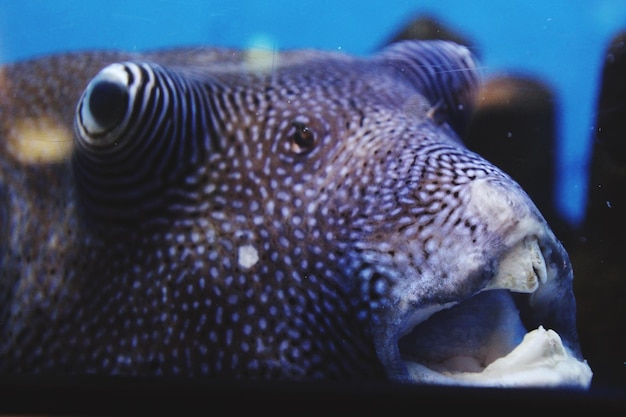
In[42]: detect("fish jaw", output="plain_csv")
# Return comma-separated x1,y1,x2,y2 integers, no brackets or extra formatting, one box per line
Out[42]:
368,178,593,388
404,326,593,387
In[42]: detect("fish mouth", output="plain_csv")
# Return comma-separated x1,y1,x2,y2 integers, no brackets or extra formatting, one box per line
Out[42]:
393,237,593,388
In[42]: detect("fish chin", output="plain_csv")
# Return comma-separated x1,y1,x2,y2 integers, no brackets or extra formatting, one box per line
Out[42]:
393,238,593,388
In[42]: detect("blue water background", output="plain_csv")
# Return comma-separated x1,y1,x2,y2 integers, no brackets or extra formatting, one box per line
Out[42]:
1,0,625,226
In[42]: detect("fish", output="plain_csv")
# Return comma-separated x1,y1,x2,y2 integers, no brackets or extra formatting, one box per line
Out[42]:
0,40,592,387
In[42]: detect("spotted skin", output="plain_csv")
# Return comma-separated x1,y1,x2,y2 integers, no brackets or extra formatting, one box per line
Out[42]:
0,41,588,384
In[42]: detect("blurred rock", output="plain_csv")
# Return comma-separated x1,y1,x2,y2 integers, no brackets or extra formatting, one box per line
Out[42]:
382,14,477,56
572,30,626,387
582,30,626,257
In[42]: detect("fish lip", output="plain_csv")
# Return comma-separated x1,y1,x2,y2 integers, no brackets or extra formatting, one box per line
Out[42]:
389,236,593,388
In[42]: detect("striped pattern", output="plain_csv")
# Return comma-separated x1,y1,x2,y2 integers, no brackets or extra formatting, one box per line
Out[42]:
379,40,479,135
73,62,216,220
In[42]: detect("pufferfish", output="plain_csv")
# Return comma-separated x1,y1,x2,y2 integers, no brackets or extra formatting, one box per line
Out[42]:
0,40,592,387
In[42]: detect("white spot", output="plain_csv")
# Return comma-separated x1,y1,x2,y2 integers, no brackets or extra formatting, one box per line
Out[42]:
238,245,259,269
209,331,218,343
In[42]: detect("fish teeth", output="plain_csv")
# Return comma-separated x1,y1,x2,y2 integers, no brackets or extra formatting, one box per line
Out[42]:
483,237,547,294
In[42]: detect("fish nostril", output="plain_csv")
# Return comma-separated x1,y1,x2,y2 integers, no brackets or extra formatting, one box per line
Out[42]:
86,79,128,134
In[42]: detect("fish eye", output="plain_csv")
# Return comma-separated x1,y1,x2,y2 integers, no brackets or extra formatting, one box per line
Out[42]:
289,121,316,154
76,63,132,147
71,61,214,221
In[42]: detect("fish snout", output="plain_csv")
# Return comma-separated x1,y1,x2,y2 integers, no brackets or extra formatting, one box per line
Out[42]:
372,176,592,387
465,177,584,356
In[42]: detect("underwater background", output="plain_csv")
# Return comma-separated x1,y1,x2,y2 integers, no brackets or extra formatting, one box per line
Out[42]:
2,0,626,389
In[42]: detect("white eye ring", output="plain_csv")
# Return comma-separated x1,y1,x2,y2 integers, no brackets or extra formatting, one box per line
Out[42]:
79,63,129,137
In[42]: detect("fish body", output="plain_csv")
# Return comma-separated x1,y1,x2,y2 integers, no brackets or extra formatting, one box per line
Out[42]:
0,41,592,386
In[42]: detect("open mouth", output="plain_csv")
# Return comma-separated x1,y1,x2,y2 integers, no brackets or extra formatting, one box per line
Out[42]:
395,238,593,387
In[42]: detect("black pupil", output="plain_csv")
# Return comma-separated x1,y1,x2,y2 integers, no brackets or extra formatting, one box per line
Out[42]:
293,123,314,149
88,80,128,130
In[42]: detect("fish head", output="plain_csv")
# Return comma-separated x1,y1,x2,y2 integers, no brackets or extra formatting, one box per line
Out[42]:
327,42,591,387
308,42,590,387
0,41,592,387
